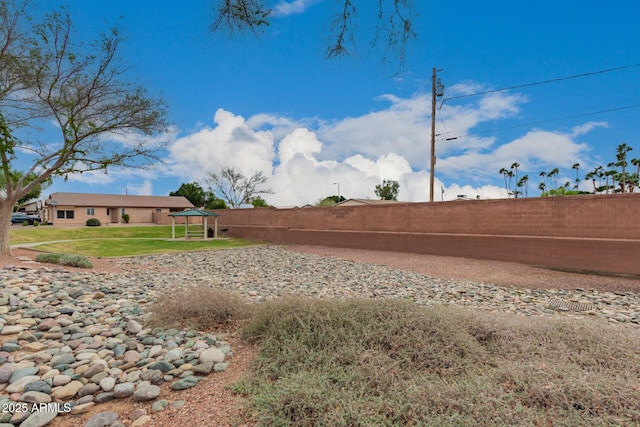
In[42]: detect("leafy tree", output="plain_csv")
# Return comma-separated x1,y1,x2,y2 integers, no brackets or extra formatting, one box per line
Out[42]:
374,179,399,200
0,170,50,209
251,196,269,208
207,197,228,210
541,187,582,197
210,0,417,66
170,182,208,208
205,166,272,209
317,195,345,207
0,2,167,255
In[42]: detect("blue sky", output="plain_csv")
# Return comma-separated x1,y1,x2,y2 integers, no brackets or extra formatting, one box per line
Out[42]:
21,0,640,204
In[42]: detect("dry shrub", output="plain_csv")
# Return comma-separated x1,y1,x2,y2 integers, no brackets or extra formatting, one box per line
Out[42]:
235,297,640,426
148,286,249,330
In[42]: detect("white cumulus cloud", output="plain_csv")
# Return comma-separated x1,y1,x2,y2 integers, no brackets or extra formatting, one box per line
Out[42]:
272,0,322,17
159,88,602,206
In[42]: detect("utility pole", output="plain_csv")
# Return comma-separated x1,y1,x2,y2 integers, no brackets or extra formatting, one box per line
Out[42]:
429,68,444,202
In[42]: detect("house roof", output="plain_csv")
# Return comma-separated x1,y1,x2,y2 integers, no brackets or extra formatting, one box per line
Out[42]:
46,192,194,209
336,198,403,206
169,209,219,217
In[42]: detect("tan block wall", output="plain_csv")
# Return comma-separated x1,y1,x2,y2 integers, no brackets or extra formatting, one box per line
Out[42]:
211,194,640,275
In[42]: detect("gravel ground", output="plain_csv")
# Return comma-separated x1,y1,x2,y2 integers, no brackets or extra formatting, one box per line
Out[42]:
2,244,640,427
110,245,639,323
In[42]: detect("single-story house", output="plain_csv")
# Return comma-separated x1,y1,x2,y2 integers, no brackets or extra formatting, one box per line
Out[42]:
43,192,194,225
335,198,403,207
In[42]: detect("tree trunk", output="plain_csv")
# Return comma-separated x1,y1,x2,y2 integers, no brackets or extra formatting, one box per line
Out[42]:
0,199,15,257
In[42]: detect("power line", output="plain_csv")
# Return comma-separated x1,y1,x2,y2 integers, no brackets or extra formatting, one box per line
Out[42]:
443,63,640,102
436,103,640,142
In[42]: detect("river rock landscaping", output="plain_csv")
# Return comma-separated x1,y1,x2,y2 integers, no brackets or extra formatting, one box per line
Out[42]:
0,245,639,426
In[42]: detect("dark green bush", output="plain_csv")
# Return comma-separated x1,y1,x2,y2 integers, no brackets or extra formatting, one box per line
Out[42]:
22,220,28,226
121,213,130,223
86,218,101,226
33,221,39,227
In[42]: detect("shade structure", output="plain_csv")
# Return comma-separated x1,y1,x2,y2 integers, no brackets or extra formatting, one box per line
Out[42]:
168,209,220,239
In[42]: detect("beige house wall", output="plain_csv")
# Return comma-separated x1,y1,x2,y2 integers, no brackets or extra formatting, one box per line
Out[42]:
48,206,177,225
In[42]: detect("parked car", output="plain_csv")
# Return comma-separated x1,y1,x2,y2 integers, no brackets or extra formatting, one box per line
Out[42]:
11,213,41,225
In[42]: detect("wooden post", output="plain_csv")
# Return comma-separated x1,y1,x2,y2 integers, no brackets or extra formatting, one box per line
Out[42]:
171,218,175,239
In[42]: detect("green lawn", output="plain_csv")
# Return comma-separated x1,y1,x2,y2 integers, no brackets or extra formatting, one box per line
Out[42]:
10,225,261,257
9,225,185,244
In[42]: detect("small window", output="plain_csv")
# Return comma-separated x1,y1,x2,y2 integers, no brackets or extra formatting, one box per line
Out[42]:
65,210,74,219
86,208,95,216
106,208,110,215
57,210,65,219
155,208,162,213
121,208,126,216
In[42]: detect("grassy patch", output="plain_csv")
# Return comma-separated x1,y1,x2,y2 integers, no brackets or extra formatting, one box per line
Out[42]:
9,225,194,245
147,287,250,331
33,237,259,257
9,224,261,257
234,298,640,426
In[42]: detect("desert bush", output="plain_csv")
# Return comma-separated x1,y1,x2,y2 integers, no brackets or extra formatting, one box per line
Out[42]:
35,253,64,264
35,253,93,268
86,218,101,226
147,286,249,330
234,298,640,426
58,254,93,268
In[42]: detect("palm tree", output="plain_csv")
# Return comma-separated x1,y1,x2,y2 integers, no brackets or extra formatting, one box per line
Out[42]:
538,182,546,195
615,143,632,193
628,173,640,193
572,163,580,190
498,168,509,195
584,170,596,193
517,174,529,198
631,158,640,192
605,165,617,194
510,162,520,198
539,171,547,190
548,168,560,191
595,165,605,192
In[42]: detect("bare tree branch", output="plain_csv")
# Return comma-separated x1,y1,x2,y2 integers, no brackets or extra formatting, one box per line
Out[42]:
210,0,418,68
205,167,272,209
210,0,271,34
